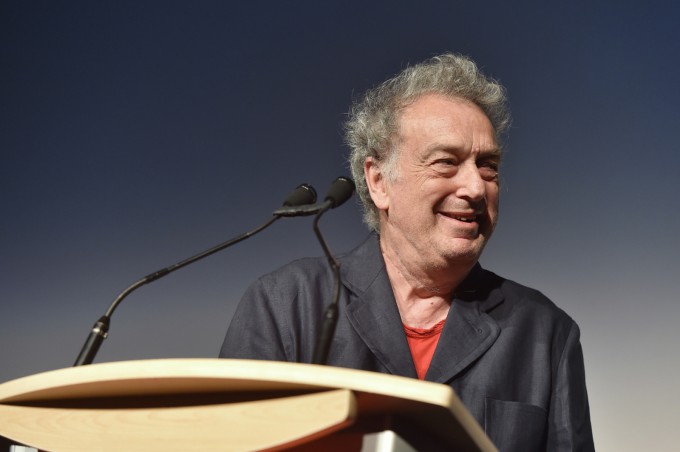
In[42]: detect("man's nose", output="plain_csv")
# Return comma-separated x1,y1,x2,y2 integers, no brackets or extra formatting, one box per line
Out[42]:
455,162,486,202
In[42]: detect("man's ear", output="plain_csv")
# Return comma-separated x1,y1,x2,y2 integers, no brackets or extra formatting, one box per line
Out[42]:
365,157,389,211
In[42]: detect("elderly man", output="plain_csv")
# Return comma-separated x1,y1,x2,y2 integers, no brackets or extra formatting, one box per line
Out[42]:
220,54,594,451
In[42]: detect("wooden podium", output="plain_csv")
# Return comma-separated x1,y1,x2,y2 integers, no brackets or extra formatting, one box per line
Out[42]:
0,359,497,451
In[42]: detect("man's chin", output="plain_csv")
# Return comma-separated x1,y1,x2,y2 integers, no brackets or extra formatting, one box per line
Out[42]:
441,238,488,264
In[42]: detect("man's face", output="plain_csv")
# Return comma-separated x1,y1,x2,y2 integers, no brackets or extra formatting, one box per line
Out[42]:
369,94,500,271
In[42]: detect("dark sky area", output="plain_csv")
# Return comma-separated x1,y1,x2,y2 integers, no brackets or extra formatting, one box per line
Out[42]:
1,2,678,449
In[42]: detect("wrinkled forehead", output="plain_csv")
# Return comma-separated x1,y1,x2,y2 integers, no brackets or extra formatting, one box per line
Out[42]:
393,94,499,151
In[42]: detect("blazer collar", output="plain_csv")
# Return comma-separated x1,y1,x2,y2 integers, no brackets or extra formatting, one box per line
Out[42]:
339,234,504,382
338,233,384,295
340,234,416,376
426,265,505,383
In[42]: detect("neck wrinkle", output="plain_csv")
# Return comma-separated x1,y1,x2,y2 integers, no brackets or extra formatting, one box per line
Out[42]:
381,241,463,328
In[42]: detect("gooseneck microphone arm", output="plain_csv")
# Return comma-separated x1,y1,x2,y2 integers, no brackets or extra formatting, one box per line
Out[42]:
73,183,317,367
310,205,341,365
310,177,355,365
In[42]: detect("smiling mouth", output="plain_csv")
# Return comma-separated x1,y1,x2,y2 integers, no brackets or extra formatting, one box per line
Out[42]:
440,212,479,223
453,216,475,223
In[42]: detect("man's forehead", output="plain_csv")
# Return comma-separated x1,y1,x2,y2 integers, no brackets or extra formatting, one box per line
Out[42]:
397,94,495,130
394,94,500,154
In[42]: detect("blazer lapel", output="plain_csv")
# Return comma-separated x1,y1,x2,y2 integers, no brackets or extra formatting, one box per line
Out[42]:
425,265,504,383
340,234,417,378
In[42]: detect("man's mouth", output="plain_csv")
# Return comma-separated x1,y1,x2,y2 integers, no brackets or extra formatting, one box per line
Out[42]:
453,216,476,223
439,212,480,223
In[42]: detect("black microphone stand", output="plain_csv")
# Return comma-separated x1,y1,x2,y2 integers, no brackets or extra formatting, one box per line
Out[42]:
310,204,341,365
309,176,355,365
73,216,279,366
74,184,316,366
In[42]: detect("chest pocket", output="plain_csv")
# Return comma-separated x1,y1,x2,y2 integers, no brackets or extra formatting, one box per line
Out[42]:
484,398,547,452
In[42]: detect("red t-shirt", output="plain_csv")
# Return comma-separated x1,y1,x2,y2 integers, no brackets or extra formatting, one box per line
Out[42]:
403,319,446,380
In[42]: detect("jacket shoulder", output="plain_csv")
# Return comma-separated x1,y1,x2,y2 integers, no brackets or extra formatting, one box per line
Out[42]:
484,269,577,331
250,255,333,292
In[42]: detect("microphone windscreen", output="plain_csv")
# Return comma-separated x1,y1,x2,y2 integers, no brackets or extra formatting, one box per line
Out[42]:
324,177,355,208
282,183,317,207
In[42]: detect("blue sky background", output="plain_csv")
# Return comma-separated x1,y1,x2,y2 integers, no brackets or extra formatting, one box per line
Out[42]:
1,1,679,450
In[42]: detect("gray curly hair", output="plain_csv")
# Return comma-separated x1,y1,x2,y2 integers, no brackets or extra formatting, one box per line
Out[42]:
345,53,511,231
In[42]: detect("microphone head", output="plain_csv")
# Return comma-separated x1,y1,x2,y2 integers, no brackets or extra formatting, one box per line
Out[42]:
282,183,317,207
324,177,355,208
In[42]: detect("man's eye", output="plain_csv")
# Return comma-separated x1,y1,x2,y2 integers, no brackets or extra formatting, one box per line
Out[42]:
479,161,499,172
479,161,499,181
432,159,458,174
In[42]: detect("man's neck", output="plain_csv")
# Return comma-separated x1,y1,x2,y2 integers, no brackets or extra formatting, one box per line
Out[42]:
380,238,474,329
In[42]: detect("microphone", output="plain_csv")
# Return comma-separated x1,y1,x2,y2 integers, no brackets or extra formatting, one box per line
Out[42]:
309,177,355,365
73,183,317,366
273,176,355,217
282,183,317,207
323,176,355,208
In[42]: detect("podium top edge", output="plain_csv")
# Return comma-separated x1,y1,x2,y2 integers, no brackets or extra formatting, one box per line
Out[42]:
0,358,455,407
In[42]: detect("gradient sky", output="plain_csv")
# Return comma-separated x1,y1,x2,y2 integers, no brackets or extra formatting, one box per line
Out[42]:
1,2,679,450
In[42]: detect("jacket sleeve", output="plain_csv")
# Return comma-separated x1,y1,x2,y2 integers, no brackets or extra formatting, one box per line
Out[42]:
218,275,291,362
547,322,596,451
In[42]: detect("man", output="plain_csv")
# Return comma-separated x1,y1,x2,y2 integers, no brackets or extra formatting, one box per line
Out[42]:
220,54,594,451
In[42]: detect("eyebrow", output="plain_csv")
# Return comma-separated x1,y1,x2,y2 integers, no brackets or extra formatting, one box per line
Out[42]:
482,147,502,157
423,143,502,158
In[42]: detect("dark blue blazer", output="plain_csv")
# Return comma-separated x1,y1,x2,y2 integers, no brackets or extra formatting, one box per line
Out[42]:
220,234,594,451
